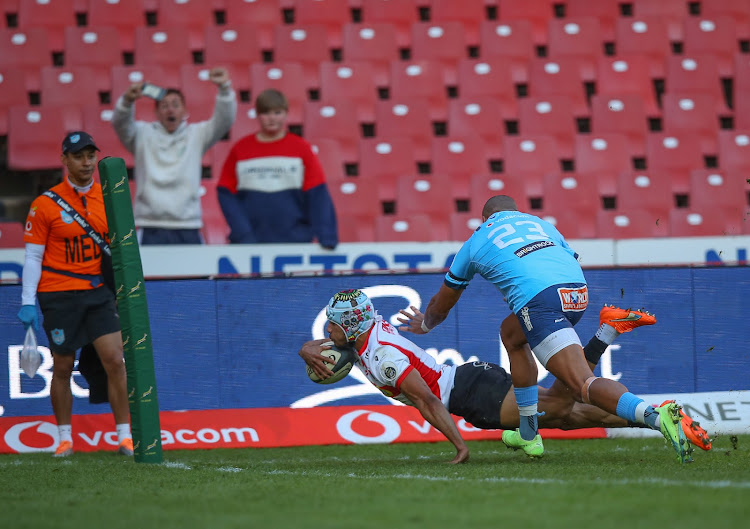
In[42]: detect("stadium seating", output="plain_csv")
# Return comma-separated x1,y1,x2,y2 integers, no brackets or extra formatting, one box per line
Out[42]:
39,66,100,108
110,65,180,121
688,169,747,215
309,137,346,185
526,57,589,115
134,26,193,68
409,21,468,85
669,206,744,237
154,0,216,50
645,134,706,183
446,97,506,157
374,98,433,161
292,0,351,48
502,134,562,197
8,105,81,170
200,180,231,245
546,16,604,79
496,0,557,45
87,0,147,51
660,93,722,155
179,65,224,122
389,60,449,121
429,0,485,47
318,61,378,123
565,0,620,41
454,58,518,119
302,100,361,163
395,173,455,217
631,0,689,41
539,174,600,240
664,54,728,111
375,213,448,242
0,68,29,135
63,27,122,93
596,209,670,239
203,25,263,92
613,16,671,78
595,55,660,115
17,0,77,52
429,135,491,197
340,22,399,87
589,94,648,156
327,177,381,220
470,173,530,212
81,105,134,168
0,28,52,91
717,131,750,172
223,0,284,50
575,134,634,186
272,24,331,90
449,211,482,241
701,0,750,40
537,204,598,240
681,15,738,76
517,95,579,158
359,0,419,48
357,137,418,201
478,19,534,83
0,221,25,249
615,171,674,218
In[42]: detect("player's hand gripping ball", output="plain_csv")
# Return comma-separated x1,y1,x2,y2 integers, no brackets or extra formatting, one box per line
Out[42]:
307,342,358,384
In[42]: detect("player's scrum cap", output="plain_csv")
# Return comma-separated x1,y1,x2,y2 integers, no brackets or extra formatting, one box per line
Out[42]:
62,131,100,154
326,289,376,342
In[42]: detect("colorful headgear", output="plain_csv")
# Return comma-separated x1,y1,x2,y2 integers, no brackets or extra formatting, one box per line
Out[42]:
326,289,376,342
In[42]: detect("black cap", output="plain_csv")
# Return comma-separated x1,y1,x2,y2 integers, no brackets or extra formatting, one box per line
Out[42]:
62,131,100,154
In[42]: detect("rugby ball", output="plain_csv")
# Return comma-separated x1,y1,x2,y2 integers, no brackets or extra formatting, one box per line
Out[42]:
306,342,358,385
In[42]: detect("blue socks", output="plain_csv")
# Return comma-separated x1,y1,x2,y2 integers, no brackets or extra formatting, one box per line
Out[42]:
616,392,659,429
515,385,539,441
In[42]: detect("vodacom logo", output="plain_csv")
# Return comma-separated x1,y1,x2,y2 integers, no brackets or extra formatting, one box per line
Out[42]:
336,410,401,444
4,421,58,453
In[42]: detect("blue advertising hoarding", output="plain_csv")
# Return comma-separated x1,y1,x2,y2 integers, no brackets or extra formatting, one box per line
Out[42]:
1,267,749,419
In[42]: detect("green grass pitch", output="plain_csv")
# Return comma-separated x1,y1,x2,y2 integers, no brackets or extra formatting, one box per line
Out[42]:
2,435,748,529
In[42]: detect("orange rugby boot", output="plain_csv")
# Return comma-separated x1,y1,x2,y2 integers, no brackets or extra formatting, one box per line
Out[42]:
600,304,657,334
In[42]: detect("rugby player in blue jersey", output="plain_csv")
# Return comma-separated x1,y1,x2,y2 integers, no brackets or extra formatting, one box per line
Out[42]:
398,195,693,463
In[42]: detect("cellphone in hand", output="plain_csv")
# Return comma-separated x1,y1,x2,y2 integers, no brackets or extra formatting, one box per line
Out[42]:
141,82,167,101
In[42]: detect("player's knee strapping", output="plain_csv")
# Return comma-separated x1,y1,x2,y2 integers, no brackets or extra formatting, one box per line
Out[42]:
581,376,598,404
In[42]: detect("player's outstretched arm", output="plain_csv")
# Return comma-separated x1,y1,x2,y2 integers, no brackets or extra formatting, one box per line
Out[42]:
298,339,336,380
399,370,470,464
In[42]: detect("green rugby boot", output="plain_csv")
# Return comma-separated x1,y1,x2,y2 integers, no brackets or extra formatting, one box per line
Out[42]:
656,402,694,464
501,429,544,458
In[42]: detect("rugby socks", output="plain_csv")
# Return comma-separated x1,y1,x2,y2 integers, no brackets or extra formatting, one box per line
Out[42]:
515,385,540,441
595,323,619,344
583,336,608,365
116,423,132,443
615,393,660,430
58,424,73,443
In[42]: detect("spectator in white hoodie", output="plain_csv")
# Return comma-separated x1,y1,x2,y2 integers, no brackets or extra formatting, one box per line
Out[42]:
112,67,237,245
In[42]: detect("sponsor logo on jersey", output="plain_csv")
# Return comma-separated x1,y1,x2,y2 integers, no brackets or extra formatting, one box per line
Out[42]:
520,307,533,331
514,240,555,258
558,286,588,311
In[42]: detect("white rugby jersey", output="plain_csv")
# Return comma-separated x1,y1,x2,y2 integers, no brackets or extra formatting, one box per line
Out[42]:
354,317,457,407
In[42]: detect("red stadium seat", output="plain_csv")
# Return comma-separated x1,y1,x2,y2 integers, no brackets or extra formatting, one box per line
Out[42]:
209,139,233,180
526,57,589,115
615,171,674,216
375,213,447,242
631,0,689,41
517,95,579,158
249,62,307,124
273,24,330,90
64,27,121,92
303,100,361,163
319,61,378,123
575,134,634,193
8,105,82,170
81,106,134,168
409,21,469,85
661,93,722,155
470,173,530,212
669,206,744,237
340,22,399,87
292,0,351,48
374,98,433,161
702,0,750,39
447,97,506,157
449,212,483,241
39,66,100,108
200,181,231,245
154,0,215,50
596,209,669,239
134,26,193,68
389,60,449,121
733,54,750,129
717,131,750,172
328,177,381,220
395,174,456,217
478,19,534,83
543,172,600,213
502,134,562,197
455,58,518,120
0,28,52,91
309,137,346,185
179,65,225,122
664,54,728,111
546,17,604,79
682,15,738,77
17,0,77,51
87,0,147,51
689,169,746,215
595,55,660,115
358,137,418,201
537,204,598,240
430,0,486,46
0,221,25,248
645,134,706,188
359,0,419,48
0,68,28,134
565,0,620,41
203,25,263,92
429,135,491,197
614,16,671,78
496,0,557,45
224,0,284,49
589,94,648,156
